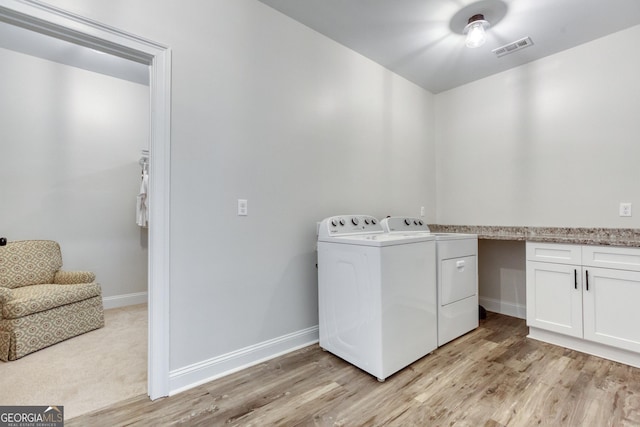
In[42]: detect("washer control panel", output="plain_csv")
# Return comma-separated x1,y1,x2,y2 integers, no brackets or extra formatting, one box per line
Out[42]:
318,215,383,238
380,217,431,233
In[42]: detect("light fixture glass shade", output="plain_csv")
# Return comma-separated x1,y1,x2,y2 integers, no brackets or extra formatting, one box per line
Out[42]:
465,21,486,48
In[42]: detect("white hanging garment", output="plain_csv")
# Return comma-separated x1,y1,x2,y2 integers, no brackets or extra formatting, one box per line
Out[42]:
136,171,149,227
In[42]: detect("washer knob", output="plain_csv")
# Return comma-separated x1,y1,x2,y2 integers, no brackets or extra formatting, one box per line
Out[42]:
418,220,424,226
413,220,419,225
339,218,346,226
404,218,411,226
364,218,370,225
330,219,338,227
351,217,359,226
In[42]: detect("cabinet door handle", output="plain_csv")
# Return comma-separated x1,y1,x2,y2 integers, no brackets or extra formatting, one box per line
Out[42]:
585,270,589,291
574,269,577,289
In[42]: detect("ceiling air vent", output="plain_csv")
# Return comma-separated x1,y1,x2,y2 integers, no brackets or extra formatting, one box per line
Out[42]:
492,37,534,58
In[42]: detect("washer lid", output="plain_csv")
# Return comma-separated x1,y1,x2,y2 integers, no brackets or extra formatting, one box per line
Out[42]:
320,232,435,246
381,217,477,240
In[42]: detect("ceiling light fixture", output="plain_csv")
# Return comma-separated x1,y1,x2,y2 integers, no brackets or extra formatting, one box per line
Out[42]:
464,14,489,48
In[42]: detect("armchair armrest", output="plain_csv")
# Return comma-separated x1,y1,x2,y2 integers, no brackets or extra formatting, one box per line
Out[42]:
54,270,96,284
0,287,12,304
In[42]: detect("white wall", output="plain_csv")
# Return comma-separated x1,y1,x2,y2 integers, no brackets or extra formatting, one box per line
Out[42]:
40,0,436,383
435,24,640,228
435,25,640,317
0,47,149,302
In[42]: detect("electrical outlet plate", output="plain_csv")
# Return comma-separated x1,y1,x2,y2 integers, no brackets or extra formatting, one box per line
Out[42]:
238,199,248,216
619,202,632,217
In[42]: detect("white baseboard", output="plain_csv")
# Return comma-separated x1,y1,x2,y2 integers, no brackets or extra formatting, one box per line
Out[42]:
169,326,319,396
480,296,526,319
103,291,148,309
528,327,640,369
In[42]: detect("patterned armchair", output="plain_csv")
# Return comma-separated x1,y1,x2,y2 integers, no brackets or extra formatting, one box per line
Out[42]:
0,240,104,361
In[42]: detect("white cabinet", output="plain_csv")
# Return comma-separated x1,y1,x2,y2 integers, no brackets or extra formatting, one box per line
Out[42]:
582,267,640,353
526,243,582,338
526,261,582,338
526,242,640,366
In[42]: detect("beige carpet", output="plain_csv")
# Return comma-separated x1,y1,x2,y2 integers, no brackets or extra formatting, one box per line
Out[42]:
0,303,147,419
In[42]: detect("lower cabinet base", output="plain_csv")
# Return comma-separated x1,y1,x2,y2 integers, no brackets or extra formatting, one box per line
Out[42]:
528,327,640,369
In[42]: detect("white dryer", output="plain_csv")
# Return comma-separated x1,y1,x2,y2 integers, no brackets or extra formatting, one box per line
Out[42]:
317,214,437,381
381,217,478,347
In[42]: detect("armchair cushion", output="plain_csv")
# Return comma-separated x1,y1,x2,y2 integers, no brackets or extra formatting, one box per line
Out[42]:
54,271,96,285
0,240,62,289
0,288,11,305
1,283,102,319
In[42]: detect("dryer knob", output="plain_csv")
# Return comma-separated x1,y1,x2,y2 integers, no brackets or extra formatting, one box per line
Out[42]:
418,220,424,226
339,218,346,226
404,218,411,226
413,220,419,225
351,217,359,226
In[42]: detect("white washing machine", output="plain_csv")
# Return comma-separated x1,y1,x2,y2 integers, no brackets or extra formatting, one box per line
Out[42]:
317,214,437,381
381,217,478,347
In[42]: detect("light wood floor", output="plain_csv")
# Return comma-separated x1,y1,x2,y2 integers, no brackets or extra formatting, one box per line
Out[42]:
68,312,640,426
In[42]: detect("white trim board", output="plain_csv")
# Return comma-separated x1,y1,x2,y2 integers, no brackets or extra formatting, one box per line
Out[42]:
0,0,172,400
480,296,526,319
169,326,319,396
528,327,640,369
103,292,148,309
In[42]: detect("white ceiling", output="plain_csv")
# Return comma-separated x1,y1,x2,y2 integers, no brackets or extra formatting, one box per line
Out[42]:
0,21,149,86
257,0,640,93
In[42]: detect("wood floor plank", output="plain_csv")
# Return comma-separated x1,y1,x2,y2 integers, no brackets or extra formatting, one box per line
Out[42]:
67,312,640,426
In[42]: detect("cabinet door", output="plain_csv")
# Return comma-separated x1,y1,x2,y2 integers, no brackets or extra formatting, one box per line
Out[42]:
526,261,583,338
583,267,640,353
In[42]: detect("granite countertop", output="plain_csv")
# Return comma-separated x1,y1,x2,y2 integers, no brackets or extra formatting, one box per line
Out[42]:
428,225,640,247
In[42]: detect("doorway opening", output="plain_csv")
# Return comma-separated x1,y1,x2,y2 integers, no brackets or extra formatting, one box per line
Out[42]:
0,0,171,401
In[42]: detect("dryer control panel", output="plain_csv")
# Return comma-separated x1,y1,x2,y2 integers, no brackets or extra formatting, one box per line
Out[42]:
318,215,383,238
381,217,431,233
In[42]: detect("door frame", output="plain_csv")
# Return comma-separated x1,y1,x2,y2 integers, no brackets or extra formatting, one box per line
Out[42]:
0,0,171,399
